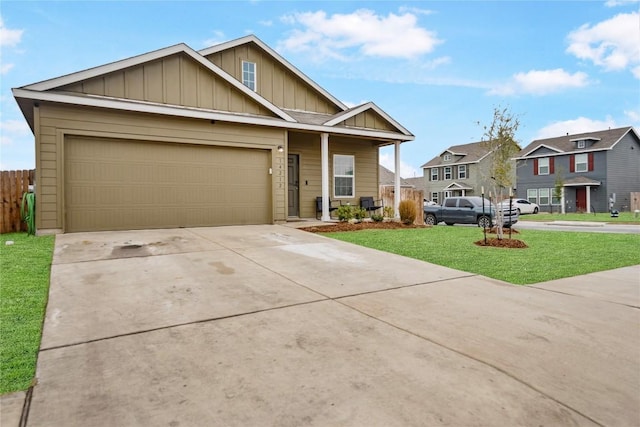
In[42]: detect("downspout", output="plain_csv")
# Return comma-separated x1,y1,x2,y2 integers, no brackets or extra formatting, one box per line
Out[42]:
394,141,401,219
321,133,330,221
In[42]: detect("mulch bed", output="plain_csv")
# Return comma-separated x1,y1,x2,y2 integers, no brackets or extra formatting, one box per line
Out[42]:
300,221,427,233
475,238,528,248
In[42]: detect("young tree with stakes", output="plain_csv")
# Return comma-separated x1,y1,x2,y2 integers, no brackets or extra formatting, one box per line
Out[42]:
480,107,521,239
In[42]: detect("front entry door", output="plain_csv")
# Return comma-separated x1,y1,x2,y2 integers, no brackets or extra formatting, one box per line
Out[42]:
288,154,299,216
576,187,586,212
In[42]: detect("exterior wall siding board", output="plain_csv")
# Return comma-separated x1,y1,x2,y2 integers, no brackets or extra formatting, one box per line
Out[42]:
606,133,640,210
144,60,164,103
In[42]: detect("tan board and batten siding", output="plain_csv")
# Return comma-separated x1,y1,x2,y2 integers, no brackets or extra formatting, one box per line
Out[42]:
59,53,274,117
204,44,341,114
340,110,397,132
35,103,286,232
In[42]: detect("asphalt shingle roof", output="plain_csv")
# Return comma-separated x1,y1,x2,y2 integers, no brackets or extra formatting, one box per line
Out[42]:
420,140,491,168
518,126,634,157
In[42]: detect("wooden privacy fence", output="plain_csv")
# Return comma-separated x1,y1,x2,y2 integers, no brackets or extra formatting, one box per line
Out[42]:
1,170,35,234
379,186,424,225
631,192,640,212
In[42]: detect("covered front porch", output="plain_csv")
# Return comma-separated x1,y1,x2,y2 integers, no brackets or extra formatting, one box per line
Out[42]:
563,177,601,213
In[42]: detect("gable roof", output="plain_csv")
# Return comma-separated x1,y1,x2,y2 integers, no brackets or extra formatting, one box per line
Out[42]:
420,140,493,168
324,102,412,136
199,35,347,112
13,36,414,143
378,165,412,186
517,126,637,158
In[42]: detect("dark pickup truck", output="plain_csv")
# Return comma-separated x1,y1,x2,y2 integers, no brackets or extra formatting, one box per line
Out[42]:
423,196,518,228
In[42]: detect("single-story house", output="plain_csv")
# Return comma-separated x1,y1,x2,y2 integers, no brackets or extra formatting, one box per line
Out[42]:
13,35,414,233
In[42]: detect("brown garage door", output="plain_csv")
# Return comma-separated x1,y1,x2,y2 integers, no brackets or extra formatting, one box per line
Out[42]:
64,136,271,232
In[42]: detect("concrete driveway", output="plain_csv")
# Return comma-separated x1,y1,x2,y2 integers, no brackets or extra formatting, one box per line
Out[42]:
11,225,640,426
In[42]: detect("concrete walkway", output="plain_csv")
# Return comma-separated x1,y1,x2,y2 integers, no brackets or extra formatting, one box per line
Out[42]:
3,225,639,426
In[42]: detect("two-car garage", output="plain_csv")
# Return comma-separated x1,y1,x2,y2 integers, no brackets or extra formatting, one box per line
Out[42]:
64,136,272,232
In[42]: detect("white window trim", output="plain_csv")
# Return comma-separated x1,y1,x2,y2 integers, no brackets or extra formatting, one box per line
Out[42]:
444,166,452,180
242,60,257,92
539,188,550,205
333,154,354,198
538,157,549,175
444,153,451,161
431,192,439,204
551,187,562,205
575,153,588,173
527,189,538,204
431,168,438,181
577,140,585,149
458,164,467,179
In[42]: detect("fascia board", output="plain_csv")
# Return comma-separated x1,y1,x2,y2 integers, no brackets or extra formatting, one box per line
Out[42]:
24,44,189,91
520,143,564,157
13,89,413,142
200,35,348,111
21,43,295,123
514,147,612,160
323,102,413,136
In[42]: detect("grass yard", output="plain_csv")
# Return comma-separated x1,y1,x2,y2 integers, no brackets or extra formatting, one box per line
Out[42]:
326,227,640,285
0,232,54,395
520,211,639,223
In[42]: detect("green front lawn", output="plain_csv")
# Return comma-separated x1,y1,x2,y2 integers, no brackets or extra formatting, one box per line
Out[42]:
520,211,639,223
326,227,640,285
0,233,54,395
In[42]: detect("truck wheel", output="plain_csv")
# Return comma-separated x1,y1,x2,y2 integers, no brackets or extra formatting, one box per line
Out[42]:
424,214,436,225
477,215,491,229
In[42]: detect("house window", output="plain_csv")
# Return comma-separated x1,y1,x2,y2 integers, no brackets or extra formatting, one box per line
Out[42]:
444,166,452,180
444,153,451,161
431,192,439,204
333,154,354,197
575,153,588,172
539,188,550,205
458,165,467,179
431,168,438,181
577,140,585,149
538,158,549,175
551,188,561,205
242,61,256,91
527,189,538,204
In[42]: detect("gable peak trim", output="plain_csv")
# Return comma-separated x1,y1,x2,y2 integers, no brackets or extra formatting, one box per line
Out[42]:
323,101,412,136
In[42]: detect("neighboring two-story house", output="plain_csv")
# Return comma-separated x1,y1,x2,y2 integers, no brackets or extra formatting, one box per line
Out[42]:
421,141,516,204
515,126,640,213
12,35,413,233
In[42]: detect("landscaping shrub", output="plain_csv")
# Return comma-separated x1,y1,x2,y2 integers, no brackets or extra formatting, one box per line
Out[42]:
337,205,354,222
383,206,394,218
371,214,384,222
399,200,417,224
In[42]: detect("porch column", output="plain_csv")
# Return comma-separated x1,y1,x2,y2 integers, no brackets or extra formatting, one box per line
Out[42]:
394,141,401,219
561,187,566,214
321,132,330,221
586,186,591,213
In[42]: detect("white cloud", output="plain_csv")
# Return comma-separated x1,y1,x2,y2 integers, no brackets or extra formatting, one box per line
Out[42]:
1,63,14,74
259,20,273,27
624,109,640,124
398,6,434,16
0,17,23,47
534,117,617,139
379,153,419,179
203,30,226,48
566,12,640,77
0,119,31,145
489,69,589,96
605,0,639,7
278,9,441,61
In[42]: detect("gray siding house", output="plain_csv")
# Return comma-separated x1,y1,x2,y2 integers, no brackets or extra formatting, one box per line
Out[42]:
421,141,516,204
515,126,640,213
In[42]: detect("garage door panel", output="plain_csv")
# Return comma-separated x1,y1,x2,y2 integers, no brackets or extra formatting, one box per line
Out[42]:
65,137,272,232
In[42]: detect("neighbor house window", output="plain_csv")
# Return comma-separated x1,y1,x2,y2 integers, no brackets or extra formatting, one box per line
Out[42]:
539,188,550,205
551,188,561,205
444,166,452,180
333,154,354,197
242,61,256,91
527,189,538,204
458,165,467,179
577,140,585,149
575,153,588,172
538,158,550,175
431,168,438,181
444,153,451,161
431,192,439,204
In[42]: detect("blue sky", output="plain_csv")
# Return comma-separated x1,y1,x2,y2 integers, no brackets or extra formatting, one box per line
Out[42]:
1,0,639,177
